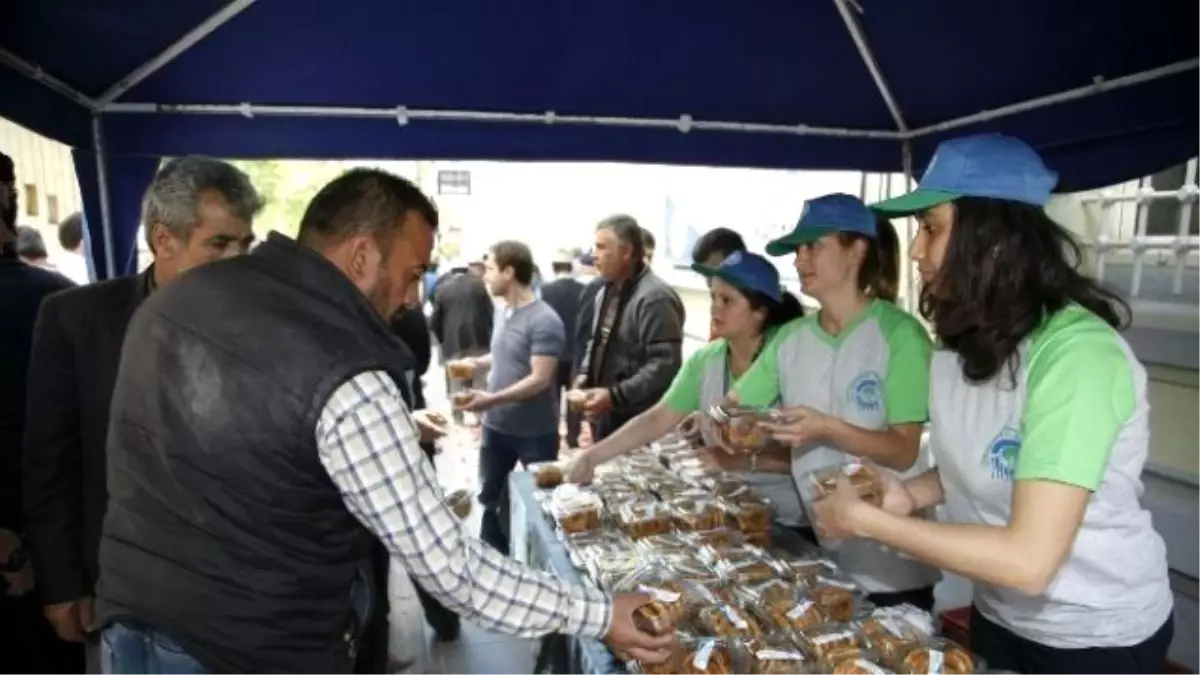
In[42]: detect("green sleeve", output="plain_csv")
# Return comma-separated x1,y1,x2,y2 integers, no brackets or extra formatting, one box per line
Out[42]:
731,322,794,405
661,347,714,414
882,312,933,425
1015,315,1137,490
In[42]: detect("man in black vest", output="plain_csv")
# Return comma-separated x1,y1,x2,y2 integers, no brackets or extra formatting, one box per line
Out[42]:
95,169,673,673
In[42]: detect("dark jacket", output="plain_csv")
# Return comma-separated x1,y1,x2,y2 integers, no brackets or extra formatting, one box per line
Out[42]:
572,278,604,378
97,233,413,673
0,254,73,531
22,269,153,605
429,271,493,360
539,276,584,363
579,267,685,424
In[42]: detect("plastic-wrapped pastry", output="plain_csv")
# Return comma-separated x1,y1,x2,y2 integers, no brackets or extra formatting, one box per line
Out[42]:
696,604,764,641
681,528,744,550
615,564,707,636
798,626,863,664
776,556,840,584
900,639,977,674
706,405,781,453
738,578,797,611
809,460,884,507
744,529,772,548
747,638,813,675
762,596,826,633
680,638,737,675
808,576,864,622
549,485,603,534
669,496,726,532
529,461,564,488
831,655,893,674
718,495,773,533
712,552,778,584
860,605,934,663
617,500,675,539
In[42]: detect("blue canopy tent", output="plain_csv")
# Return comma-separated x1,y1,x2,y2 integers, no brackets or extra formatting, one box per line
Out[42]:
2,0,1196,279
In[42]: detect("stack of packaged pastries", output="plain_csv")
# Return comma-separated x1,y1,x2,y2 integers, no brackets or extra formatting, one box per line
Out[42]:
526,436,983,674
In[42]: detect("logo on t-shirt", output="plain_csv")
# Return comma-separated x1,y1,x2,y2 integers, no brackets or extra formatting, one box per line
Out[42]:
986,426,1021,481
847,371,883,412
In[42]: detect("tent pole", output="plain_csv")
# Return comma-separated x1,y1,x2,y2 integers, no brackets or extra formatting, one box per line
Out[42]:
900,139,918,309
102,102,905,140
0,47,95,110
909,58,1198,138
96,0,258,107
833,0,908,132
91,115,116,280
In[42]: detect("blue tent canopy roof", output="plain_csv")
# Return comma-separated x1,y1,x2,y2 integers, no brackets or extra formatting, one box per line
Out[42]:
4,0,1194,280
2,0,1197,190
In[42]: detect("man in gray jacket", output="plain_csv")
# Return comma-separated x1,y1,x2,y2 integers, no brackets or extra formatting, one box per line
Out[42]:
577,216,684,441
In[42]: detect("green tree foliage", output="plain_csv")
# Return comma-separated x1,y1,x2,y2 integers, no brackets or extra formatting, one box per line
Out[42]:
231,160,346,238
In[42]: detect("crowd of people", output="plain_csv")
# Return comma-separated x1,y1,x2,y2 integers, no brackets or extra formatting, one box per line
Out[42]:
0,131,1177,675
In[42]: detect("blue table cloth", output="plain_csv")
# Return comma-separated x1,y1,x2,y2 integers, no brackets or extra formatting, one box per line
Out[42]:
509,471,624,674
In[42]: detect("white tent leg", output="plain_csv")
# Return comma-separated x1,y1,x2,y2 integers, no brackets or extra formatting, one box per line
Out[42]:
92,115,116,279
833,0,909,133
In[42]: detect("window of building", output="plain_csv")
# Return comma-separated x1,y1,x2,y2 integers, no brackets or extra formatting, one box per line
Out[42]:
437,170,471,196
24,183,38,216
47,195,60,224
1143,164,1199,236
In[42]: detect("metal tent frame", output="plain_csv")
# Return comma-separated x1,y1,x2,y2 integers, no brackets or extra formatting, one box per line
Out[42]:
2,0,1197,278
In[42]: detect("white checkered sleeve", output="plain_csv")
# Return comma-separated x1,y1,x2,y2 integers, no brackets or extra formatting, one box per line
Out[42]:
316,370,612,639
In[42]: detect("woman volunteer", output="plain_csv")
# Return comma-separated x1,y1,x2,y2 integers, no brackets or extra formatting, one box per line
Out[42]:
814,133,1174,673
734,193,941,610
564,251,807,525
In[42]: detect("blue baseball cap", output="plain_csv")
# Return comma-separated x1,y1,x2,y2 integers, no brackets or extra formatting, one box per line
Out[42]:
691,250,782,302
870,133,1059,216
765,193,876,256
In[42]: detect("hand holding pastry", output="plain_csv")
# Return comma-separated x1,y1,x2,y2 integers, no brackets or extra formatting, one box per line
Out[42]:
606,593,678,665
758,405,830,447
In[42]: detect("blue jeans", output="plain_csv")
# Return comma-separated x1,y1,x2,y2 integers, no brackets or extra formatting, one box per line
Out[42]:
479,426,558,554
100,622,206,674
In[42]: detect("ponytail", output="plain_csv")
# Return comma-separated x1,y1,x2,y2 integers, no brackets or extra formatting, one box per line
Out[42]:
839,216,900,303
746,289,805,330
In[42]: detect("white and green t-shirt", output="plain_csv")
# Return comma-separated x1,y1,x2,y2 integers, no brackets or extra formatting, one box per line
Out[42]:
739,299,941,593
931,305,1172,648
662,336,806,525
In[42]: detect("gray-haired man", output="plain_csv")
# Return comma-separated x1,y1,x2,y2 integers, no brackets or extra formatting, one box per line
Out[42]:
21,156,262,671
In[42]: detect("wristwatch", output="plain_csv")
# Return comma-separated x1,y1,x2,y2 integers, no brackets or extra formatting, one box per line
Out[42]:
0,547,28,573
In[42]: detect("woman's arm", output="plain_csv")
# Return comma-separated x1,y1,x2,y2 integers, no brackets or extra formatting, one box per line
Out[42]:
842,479,1090,595
579,403,685,468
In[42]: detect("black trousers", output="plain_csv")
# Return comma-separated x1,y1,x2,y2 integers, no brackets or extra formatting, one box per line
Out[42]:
969,605,1174,674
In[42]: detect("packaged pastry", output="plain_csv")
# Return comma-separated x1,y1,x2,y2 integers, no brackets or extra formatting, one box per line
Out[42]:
744,529,772,548
705,405,782,453
565,388,588,412
737,578,798,611
636,532,692,557
759,594,827,633
860,605,935,663
528,461,564,488
548,485,603,534
615,563,706,636
746,637,813,675
446,359,475,380
830,652,893,674
667,556,717,581
774,555,841,584
679,638,741,675
695,603,765,641
680,528,745,550
710,478,753,499
804,459,884,507
718,495,773,533
807,575,866,622
617,500,675,539
709,548,778,584
798,625,864,665
898,638,978,674
668,496,725,532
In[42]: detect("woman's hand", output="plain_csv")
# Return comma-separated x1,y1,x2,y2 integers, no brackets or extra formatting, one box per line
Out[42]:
812,474,870,541
876,469,919,518
759,405,831,447
564,452,596,484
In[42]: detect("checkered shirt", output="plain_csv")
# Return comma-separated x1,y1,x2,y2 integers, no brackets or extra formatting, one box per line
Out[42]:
316,370,612,639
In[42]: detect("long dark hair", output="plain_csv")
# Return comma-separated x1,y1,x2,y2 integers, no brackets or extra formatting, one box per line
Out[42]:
837,216,900,302
745,289,805,330
920,197,1130,383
